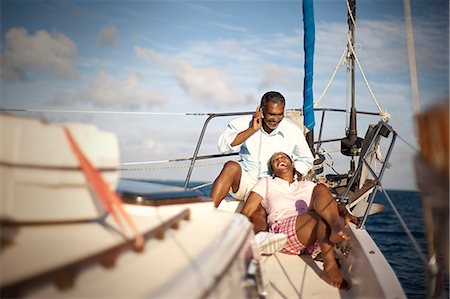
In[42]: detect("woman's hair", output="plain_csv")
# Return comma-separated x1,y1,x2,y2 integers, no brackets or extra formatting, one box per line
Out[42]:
267,152,296,177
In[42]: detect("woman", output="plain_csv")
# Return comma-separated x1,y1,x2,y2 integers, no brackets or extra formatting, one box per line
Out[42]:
241,152,360,290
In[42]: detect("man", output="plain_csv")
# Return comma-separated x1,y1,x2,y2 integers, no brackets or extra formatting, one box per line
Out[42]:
210,91,314,208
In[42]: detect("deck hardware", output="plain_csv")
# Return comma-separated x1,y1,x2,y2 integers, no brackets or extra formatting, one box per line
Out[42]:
340,244,352,257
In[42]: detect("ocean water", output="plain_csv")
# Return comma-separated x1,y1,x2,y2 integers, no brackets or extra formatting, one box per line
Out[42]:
364,190,442,299
137,180,448,298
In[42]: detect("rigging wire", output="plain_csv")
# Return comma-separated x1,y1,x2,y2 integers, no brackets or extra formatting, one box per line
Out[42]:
396,134,419,152
0,108,211,116
380,186,427,263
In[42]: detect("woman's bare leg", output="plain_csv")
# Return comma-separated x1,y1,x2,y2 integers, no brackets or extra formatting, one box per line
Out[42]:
210,161,242,207
309,184,349,243
295,213,350,289
316,219,350,289
250,204,269,233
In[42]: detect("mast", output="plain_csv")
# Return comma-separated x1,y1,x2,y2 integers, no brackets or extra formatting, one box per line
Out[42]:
302,0,315,155
349,0,356,146
341,0,362,175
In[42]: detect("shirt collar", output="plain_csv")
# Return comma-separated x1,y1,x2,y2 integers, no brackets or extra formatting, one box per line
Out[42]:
261,118,286,137
273,174,298,187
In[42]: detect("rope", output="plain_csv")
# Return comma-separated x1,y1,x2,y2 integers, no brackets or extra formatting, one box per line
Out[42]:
345,0,356,28
122,153,239,166
64,127,144,251
347,37,386,117
316,148,341,175
122,160,178,166
119,161,223,172
315,1,390,123
344,0,390,122
190,181,214,191
314,46,347,107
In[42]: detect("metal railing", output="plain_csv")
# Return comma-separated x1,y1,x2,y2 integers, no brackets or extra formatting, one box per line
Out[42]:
183,108,382,189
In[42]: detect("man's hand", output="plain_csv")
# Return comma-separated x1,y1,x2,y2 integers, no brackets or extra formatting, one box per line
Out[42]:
251,105,263,132
230,105,263,147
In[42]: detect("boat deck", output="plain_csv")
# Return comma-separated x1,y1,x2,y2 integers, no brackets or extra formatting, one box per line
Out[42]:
219,198,406,299
218,199,344,298
262,252,345,298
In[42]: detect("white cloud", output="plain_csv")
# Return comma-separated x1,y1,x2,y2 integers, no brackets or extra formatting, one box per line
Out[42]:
174,60,247,106
134,46,249,106
53,71,166,107
258,63,299,90
211,22,248,33
1,27,77,81
144,138,169,155
97,25,118,47
134,46,167,65
133,13,447,111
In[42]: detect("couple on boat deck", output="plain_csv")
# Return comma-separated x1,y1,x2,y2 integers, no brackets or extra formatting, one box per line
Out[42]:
210,91,360,290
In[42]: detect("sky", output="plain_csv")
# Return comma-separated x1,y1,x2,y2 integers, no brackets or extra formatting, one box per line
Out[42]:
1,0,448,190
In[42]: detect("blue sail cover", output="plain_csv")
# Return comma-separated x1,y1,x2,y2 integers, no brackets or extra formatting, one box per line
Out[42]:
303,0,315,131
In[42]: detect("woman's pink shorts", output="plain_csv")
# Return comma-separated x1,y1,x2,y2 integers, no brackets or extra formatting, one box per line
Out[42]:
271,215,321,258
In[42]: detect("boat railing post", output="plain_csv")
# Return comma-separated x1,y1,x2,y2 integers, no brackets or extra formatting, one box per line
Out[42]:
341,123,384,200
358,159,380,228
360,124,397,228
184,114,215,189
316,110,326,153
183,111,253,190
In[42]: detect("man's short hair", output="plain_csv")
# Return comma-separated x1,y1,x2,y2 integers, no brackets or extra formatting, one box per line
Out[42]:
260,91,285,112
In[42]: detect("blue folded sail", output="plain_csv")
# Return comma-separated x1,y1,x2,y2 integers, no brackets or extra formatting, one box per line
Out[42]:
303,0,315,131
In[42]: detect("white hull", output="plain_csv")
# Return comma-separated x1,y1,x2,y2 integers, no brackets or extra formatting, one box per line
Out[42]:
2,202,257,298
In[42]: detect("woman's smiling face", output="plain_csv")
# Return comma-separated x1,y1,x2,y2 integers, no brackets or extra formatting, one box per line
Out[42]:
270,152,294,176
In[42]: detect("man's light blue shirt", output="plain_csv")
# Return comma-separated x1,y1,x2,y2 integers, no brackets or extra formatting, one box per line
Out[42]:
218,115,314,178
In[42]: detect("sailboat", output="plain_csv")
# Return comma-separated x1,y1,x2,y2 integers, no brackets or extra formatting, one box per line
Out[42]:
1,0,426,298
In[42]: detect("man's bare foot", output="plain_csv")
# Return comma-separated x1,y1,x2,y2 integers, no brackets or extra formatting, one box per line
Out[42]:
329,227,349,244
321,265,351,290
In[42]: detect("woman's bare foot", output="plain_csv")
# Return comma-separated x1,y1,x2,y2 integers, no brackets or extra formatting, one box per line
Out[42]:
321,264,351,290
329,227,349,244
344,213,361,227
